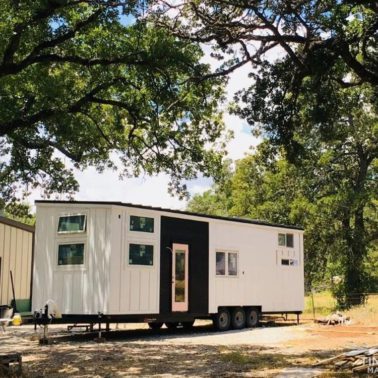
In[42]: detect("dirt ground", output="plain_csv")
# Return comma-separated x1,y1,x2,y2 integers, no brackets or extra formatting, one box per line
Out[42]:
1,319,377,377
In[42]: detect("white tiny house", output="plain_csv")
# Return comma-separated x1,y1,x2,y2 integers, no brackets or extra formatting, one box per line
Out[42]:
33,201,304,331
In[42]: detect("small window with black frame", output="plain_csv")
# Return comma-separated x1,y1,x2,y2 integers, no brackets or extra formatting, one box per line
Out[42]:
58,215,86,233
129,243,153,266
58,243,84,265
281,258,298,266
278,233,286,246
281,258,290,266
278,233,294,248
130,216,154,233
286,233,294,248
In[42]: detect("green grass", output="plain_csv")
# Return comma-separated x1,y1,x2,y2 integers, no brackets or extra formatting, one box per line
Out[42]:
302,290,378,323
303,291,337,317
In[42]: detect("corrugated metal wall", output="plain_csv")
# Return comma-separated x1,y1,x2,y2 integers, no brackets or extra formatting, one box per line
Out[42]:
0,217,34,307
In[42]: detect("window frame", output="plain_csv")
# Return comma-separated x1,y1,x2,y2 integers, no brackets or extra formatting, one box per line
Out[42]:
228,252,238,276
127,242,154,267
55,240,87,270
57,214,87,235
215,250,239,277
278,232,294,248
286,233,294,248
129,215,155,233
281,258,298,267
57,242,85,266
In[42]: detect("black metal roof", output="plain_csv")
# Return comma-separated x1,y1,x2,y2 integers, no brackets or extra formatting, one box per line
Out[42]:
35,200,304,230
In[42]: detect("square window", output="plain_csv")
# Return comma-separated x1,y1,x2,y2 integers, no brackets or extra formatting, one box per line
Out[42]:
129,244,153,266
228,253,238,276
286,234,294,248
58,215,86,233
130,216,154,233
216,252,226,275
58,244,84,265
278,233,294,248
278,233,286,246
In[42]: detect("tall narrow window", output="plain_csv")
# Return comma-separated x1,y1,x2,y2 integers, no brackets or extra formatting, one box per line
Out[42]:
286,234,294,248
216,252,226,275
278,233,286,246
175,251,186,302
58,215,86,233
228,253,238,276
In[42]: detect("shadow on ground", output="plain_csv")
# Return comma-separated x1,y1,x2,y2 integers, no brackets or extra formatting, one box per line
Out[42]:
45,320,300,344
12,343,350,377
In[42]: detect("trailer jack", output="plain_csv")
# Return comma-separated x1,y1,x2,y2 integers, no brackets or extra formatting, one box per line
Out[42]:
94,312,105,343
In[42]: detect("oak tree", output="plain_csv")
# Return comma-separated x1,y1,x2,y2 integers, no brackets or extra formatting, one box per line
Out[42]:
0,0,226,200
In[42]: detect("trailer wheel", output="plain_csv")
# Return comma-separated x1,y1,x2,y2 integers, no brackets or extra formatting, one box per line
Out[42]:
165,322,179,329
213,307,231,331
246,308,260,328
148,322,163,330
182,320,195,329
231,307,246,329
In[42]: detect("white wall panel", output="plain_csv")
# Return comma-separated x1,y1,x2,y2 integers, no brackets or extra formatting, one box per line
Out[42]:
32,205,112,314
114,207,160,315
208,220,304,313
33,202,303,317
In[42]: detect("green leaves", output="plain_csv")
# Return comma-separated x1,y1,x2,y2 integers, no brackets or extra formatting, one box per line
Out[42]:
0,1,226,201
188,83,377,301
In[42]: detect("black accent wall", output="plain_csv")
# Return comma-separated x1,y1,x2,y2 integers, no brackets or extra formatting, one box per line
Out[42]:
160,216,209,315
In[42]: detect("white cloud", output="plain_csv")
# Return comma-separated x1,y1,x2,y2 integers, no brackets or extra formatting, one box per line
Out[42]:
76,169,187,209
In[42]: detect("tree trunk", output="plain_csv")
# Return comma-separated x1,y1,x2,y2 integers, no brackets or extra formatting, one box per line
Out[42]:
344,148,369,306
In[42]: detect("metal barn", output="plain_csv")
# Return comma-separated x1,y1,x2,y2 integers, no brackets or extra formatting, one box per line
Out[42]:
0,216,34,313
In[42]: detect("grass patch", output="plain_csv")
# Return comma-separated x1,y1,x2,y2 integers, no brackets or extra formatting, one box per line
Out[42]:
345,293,378,324
220,351,252,365
299,291,378,324
219,351,290,370
303,291,337,317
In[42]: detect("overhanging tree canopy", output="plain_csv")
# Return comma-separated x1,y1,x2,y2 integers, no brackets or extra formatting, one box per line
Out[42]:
155,0,378,85
0,0,226,200
154,0,377,154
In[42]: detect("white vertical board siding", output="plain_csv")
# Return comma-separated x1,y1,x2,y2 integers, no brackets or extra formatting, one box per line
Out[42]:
110,207,160,315
32,205,112,314
33,202,304,317
208,220,304,313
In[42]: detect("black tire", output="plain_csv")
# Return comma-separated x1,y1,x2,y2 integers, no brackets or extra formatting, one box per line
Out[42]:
231,307,246,329
148,322,163,330
182,320,195,330
165,322,179,330
245,308,260,328
213,307,231,331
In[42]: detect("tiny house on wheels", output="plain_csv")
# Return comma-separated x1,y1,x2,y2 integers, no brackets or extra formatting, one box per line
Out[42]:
32,201,304,331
